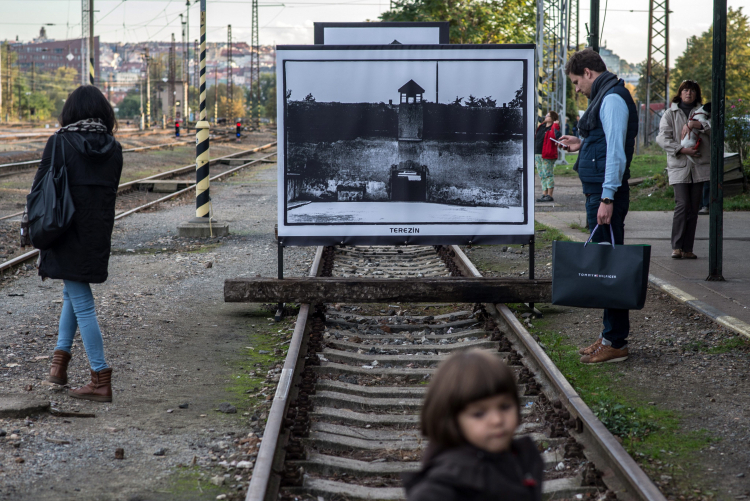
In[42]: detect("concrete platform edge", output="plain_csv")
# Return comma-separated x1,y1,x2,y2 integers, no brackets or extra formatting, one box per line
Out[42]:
647,274,750,340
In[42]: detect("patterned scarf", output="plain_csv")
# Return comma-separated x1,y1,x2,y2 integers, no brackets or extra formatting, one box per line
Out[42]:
57,118,109,135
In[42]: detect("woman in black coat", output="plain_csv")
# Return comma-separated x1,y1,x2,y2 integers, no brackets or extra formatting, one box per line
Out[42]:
33,85,123,402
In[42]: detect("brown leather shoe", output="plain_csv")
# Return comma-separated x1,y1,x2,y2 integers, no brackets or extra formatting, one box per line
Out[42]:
671,249,683,259
68,368,112,402
48,350,72,385
682,251,697,259
580,344,629,364
578,338,603,355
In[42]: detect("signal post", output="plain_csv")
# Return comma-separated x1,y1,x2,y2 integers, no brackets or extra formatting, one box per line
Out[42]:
178,0,229,238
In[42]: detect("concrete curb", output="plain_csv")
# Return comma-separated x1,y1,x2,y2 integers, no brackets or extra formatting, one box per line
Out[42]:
648,274,750,341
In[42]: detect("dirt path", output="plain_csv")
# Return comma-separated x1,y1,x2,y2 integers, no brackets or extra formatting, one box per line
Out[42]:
1,152,314,500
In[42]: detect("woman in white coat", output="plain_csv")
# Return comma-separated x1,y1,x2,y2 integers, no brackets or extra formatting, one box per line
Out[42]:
656,80,711,259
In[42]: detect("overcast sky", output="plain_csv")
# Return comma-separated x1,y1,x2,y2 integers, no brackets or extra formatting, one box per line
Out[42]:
2,0,749,67
285,59,523,104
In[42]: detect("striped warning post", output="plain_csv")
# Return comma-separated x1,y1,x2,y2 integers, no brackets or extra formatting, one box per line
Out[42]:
89,58,95,86
195,0,210,218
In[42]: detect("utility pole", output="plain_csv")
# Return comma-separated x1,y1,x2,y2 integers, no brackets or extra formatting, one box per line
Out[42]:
181,12,189,129
251,0,260,128
227,24,232,116
7,45,13,121
194,39,199,91
81,0,89,85
195,0,212,220
0,43,3,121
169,33,176,123
89,0,95,85
568,0,579,49
186,0,190,127
708,0,727,281
139,81,144,130
31,61,35,92
536,0,568,158
214,65,218,123
645,0,669,146
143,48,151,128
588,0,599,52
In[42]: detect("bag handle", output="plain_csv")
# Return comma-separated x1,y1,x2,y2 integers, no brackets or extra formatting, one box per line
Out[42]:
584,224,616,249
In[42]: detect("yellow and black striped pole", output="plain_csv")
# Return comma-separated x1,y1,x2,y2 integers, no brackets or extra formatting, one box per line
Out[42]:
195,0,210,219
89,0,95,85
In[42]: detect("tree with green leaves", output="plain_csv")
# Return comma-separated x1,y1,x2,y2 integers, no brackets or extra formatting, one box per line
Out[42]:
380,0,535,44
671,7,750,101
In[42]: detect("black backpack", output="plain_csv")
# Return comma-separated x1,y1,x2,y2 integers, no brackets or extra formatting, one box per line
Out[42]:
26,134,76,250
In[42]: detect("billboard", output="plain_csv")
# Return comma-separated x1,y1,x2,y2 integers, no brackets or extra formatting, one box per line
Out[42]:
276,44,535,246
313,22,450,45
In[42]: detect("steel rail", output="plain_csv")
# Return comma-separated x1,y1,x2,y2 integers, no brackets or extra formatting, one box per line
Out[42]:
0,150,277,274
449,244,668,501
245,246,324,501
0,142,277,222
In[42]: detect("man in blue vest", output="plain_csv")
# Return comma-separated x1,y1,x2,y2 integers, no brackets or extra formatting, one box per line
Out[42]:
559,49,639,364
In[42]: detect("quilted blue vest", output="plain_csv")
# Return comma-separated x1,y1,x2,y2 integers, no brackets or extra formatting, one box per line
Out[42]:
578,81,638,195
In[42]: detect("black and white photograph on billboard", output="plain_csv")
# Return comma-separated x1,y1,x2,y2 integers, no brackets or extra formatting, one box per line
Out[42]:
276,45,535,246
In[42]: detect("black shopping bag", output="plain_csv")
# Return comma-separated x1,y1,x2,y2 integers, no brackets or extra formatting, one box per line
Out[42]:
552,225,651,310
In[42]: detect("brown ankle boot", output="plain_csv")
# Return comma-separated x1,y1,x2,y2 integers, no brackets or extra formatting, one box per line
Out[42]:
68,368,112,402
48,350,72,385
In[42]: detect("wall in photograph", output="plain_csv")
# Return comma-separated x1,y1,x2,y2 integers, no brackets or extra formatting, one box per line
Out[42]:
276,45,535,246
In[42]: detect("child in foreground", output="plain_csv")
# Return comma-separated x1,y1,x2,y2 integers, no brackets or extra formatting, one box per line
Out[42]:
403,349,544,501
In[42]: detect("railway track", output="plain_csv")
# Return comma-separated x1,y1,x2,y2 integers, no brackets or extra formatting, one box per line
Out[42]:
0,130,244,179
245,245,667,501
0,142,277,273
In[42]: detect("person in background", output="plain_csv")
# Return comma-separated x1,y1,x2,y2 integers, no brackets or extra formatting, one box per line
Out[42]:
700,182,710,215
404,350,543,501
534,111,561,202
655,80,710,259
558,48,638,364
38,85,123,402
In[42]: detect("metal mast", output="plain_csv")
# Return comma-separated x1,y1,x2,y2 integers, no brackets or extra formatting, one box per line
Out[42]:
170,33,176,122
89,0,95,85
645,0,669,145
568,0,579,50
536,0,569,156
185,0,190,126
251,0,260,128
81,0,89,85
227,24,233,111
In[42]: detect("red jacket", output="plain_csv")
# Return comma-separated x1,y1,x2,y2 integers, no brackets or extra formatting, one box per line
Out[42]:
541,122,560,160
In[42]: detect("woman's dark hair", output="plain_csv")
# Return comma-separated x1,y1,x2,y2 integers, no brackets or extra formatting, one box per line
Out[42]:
672,80,702,105
59,85,118,134
420,350,520,453
548,110,559,122
565,48,607,76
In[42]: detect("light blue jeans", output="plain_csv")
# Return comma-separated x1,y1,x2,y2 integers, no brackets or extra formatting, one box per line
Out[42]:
54,280,109,372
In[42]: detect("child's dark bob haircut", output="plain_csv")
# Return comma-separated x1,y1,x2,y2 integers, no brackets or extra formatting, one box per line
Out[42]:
60,85,118,134
421,349,520,449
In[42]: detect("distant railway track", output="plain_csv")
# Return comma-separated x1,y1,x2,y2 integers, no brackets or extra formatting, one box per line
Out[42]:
243,245,667,501
0,130,245,179
0,142,277,273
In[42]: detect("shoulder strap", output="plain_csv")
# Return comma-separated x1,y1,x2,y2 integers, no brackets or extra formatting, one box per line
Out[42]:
49,134,57,173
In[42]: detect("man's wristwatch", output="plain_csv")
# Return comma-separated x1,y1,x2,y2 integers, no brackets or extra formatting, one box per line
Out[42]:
601,198,614,205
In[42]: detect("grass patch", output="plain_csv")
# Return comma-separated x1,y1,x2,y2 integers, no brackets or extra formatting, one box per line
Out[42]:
569,222,589,234
166,466,230,500
534,220,572,244
512,306,715,496
629,154,667,179
684,335,750,354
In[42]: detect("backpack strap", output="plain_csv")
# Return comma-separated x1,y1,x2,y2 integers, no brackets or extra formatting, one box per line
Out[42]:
49,134,57,174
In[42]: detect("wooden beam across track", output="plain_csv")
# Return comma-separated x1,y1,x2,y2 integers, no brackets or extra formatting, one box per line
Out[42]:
224,277,552,304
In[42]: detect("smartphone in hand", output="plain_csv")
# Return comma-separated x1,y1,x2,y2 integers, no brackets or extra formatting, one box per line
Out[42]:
549,137,568,150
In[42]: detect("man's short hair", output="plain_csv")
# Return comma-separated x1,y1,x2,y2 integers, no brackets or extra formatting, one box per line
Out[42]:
565,49,607,76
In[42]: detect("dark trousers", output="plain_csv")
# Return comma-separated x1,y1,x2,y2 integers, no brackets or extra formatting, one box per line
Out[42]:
702,181,710,208
585,185,630,349
672,182,703,252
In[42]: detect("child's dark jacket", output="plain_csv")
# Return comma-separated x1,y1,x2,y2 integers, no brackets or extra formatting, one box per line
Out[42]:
403,437,544,501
